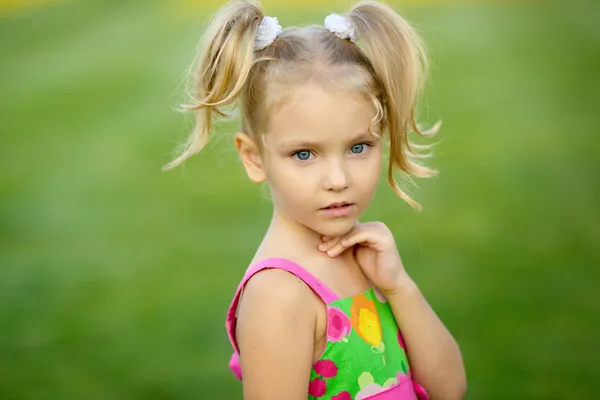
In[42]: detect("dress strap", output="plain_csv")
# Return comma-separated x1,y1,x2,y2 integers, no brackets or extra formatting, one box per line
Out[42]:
226,257,339,356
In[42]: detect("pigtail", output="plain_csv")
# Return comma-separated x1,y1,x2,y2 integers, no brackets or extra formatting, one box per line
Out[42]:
348,1,438,210
163,0,264,171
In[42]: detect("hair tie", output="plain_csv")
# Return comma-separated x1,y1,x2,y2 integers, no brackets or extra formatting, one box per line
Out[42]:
254,16,283,51
324,13,357,42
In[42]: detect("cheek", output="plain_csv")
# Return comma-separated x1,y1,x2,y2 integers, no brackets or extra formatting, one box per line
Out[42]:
355,152,382,184
266,164,313,204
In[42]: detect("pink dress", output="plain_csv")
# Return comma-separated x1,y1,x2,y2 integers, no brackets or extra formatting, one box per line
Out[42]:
226,258,429,399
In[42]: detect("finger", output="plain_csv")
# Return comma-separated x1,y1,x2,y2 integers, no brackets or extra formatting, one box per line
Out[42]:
323,226,362,256
321,235,331,242
326,236,358,257
318,237,341,252
327,230,374,257
326,240,355,257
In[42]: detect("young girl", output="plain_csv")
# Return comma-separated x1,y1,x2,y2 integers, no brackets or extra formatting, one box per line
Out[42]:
164,1,466,399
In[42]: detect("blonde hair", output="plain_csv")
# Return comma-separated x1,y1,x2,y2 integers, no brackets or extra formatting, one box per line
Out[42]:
163,0,438,210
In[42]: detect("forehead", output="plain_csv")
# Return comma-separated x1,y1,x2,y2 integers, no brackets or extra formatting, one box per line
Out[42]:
265,85,377,146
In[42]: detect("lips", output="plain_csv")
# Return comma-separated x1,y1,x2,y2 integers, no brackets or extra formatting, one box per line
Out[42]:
322,201,352,210
320,202,354,218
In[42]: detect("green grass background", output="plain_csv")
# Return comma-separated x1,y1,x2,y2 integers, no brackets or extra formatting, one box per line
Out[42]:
1,0,599,398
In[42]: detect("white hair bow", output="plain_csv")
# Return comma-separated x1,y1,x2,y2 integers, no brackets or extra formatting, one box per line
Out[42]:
324,13,357,42
254,16,283,51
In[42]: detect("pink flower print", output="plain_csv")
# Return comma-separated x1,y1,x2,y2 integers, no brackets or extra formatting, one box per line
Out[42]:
313,359,338,378
331,391,352,400
356,372,409,400
355,384,384,400
397,329,406,350
327,306,351,342
308,378,327,398
396,372,409,384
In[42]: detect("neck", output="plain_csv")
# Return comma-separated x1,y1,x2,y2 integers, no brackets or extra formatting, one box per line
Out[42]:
255,208,355,264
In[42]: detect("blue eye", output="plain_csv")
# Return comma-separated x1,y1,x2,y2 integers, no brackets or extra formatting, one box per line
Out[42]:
294,150,312,161
351,143,366,154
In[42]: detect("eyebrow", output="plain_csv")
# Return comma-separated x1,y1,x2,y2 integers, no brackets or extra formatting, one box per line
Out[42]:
277,132,378,150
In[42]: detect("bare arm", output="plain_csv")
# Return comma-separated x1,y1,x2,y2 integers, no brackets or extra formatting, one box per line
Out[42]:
320,222,467,399
387,278,467,400
236,269,318,400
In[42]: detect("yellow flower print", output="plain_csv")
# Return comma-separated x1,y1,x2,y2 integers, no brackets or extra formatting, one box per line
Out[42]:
351,293,382,346
351,294,386,364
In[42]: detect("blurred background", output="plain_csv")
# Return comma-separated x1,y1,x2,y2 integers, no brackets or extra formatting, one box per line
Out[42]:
1,0,598,398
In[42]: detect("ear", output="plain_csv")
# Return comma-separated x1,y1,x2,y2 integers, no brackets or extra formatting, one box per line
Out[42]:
234,133,266,183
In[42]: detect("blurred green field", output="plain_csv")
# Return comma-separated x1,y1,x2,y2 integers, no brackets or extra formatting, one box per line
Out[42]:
1,0,599,398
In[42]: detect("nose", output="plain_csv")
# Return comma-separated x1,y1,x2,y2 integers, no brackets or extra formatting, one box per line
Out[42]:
324,158,349,192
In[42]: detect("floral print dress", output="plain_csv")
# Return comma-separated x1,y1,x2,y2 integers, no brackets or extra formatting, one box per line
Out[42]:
226,258,428,400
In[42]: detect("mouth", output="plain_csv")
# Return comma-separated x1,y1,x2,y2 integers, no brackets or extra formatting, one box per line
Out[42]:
322,201,352,210
320,202,355,217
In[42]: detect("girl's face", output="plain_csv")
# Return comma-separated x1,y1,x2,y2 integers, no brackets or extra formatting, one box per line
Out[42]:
260,85,383,238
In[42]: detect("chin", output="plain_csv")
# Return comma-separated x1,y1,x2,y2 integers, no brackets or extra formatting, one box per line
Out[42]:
312,220,357,238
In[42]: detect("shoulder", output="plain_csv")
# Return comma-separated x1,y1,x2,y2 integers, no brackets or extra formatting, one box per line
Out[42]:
236,268,320,399
237,267,320,323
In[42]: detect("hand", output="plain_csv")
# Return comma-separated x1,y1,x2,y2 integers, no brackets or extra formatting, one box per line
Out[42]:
318,222,413,296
